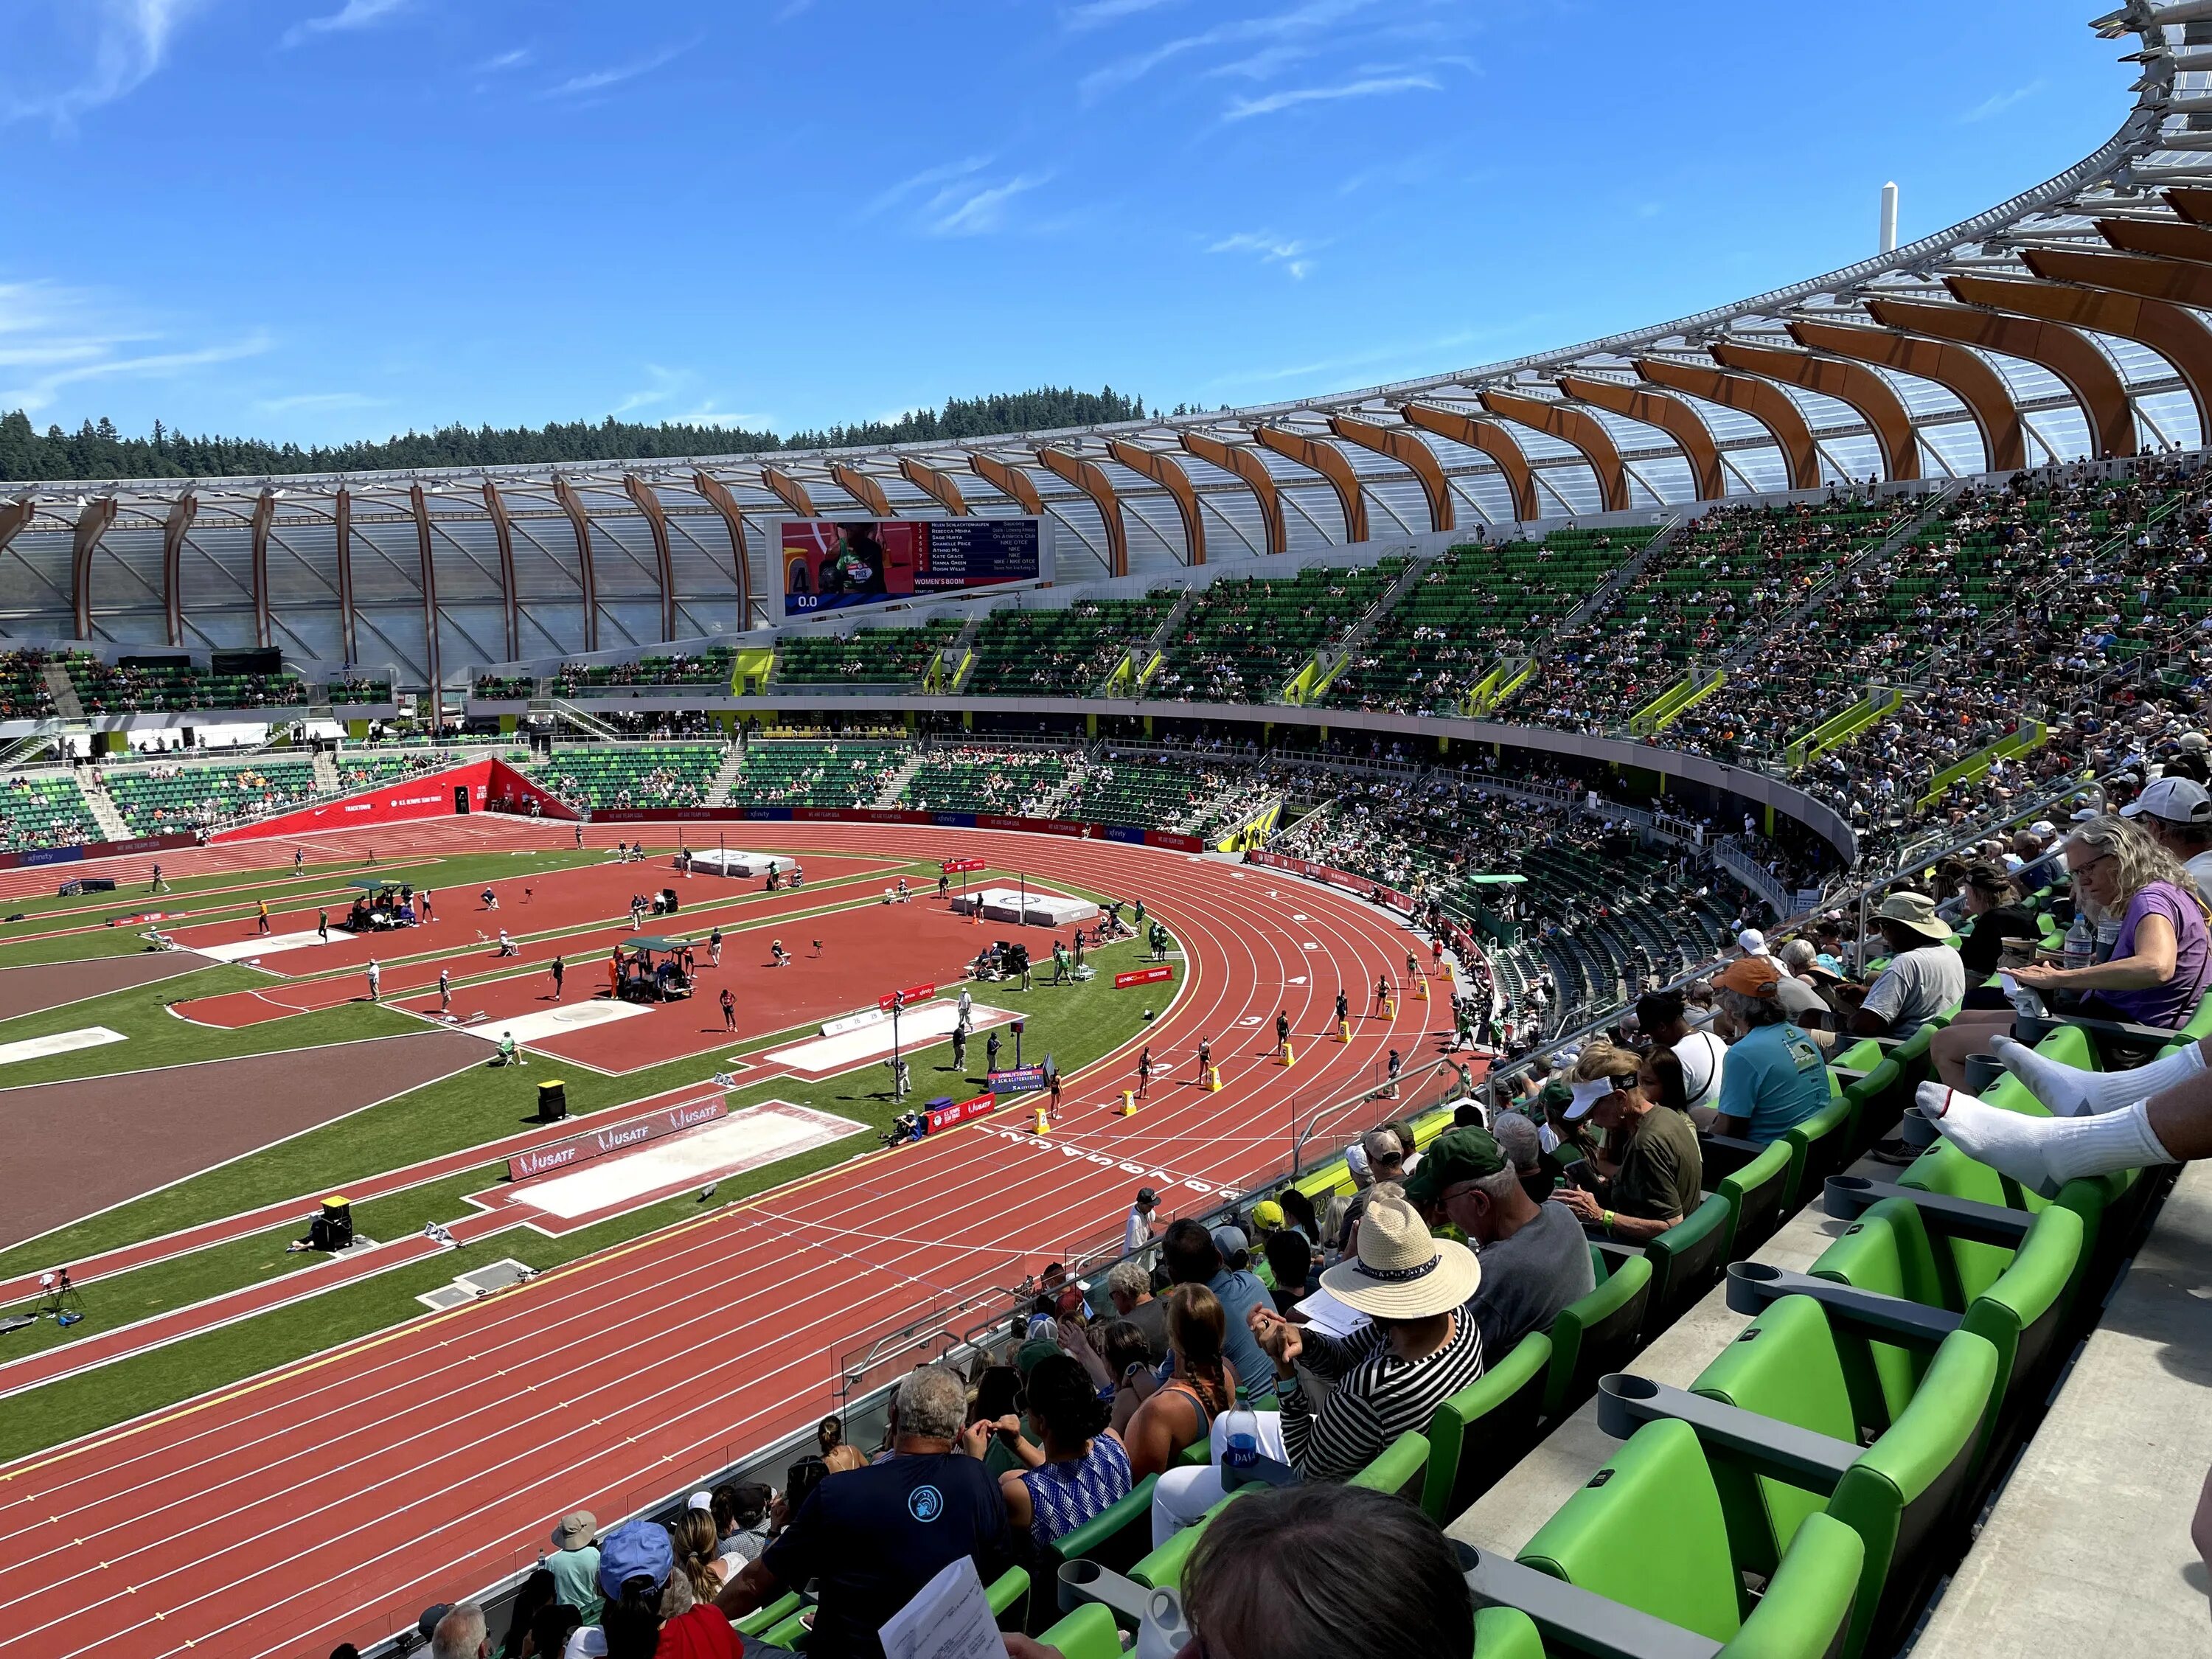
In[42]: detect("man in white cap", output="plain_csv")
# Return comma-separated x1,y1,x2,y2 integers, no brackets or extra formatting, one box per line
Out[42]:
1735,928,1768,959
1147,1186,1485,1539
2123,774,2212,894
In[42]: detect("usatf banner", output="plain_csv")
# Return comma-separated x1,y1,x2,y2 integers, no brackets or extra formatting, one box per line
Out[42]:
507,1096,726,1181
924,1094,999,1133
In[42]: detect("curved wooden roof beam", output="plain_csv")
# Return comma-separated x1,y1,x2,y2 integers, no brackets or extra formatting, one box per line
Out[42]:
1786,319,2025,473
248,488,277,648
1106,440,1206,566
2023,245,2212,310
1865,296,2134,460
1254,425,1369,542
760,465,817,519
1632,358,1820,490
1708,338,1922,481
0,496,31,557
622,475,678,641
551,476,600,652
2097,215,2212,265
407,484,443,692
333,488,357,664
1477,390,1631,512
1398,404,1539,521
690,471,754,625
897,458,970,516
70,495,118,640
479,481,521,660
1554,375,1725,501
2166,187,2212,226
161,492,197,647
1327,415,1455,532
1037,448,1129,577
829,463,893,517
1179,432,1286,554
966,453,1045,515
1945,270,2212,442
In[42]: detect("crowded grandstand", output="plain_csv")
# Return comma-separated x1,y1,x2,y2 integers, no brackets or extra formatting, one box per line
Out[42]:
4,6,2212,1659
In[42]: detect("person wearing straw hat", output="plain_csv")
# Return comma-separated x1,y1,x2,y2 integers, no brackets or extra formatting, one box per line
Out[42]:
1147,1186,1484,1540
1834,889,1965,1041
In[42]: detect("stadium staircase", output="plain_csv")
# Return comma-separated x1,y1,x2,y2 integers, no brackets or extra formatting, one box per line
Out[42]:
1916,717,2049,810
1785,687,1905,773
939,613,987,692
1557,509,1689,632
42,664,82,721
1124,587,1198,695
1627,664,1727,736
79,771,130,841
1466,657,1536,717
870,749,928,809
705,747,746,808
552,698,623,741
1287,550,1442,707
310,751,341,795
1721,484,1964,668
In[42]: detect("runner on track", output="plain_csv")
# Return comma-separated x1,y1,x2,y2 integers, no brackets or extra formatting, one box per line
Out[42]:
439,967,451,1013
720,987,737,1032
550,956,565,1001
1195,1036,1212,1082
1136,1045,1152,1099
317,908,329,942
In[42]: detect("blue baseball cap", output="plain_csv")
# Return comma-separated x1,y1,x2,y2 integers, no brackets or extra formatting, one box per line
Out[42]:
596,1519,675,1600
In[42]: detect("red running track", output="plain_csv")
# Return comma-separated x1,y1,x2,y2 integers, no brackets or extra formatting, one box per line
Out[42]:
0,821,1438,1659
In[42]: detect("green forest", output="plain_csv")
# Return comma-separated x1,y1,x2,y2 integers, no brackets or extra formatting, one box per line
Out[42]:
0,386,1152,483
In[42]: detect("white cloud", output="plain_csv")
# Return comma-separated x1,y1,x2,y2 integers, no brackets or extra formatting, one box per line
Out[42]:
1079,0,1380,102
254,391,389,414
0,279,272,419
1,0,209,126
543,41,692,100
1065,0,1187,29
1223,72,1437,120
478,46,532,72
1208,232,1319,279
1961,80,2045,123
863,156,992,220
927,174,1050,237
283,0,411,49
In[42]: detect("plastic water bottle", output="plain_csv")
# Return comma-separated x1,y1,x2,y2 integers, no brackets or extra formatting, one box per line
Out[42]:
2095,916,2122,964
2064,914,2094,973
1222,1410,1260,1478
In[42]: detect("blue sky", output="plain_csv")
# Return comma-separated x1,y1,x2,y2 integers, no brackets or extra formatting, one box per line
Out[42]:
0,0,2126,446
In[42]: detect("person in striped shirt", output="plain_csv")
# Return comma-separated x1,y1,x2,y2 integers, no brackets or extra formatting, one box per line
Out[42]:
1148,1187,1484,1539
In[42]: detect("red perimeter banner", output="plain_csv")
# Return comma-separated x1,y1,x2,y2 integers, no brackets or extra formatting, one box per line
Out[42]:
507,1096,726,1181
941,857,987,873
212,758,582,843
1245,849,1413,912
877,981,936,1011
1113,964,1175,989
925,1093,999,1133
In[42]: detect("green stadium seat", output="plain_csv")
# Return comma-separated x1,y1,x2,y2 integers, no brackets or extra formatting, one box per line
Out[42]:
1420,1330,1551,1521
1543,1249,1652,1420
1714,1138,1793,1261
1597,1192,1733,1343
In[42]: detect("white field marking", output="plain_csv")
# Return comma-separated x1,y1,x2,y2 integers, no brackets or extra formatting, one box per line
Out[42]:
765,1001,1013,1076
0,1026,126,1066
514,1102,864,1220
462,999,650,1046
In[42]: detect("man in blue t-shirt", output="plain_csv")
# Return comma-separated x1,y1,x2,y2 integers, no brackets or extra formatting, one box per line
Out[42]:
717,1366,1011,1659
1711,956,1832,1144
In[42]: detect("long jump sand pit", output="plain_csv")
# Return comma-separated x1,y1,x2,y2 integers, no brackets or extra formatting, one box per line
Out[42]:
511,1100,863,1221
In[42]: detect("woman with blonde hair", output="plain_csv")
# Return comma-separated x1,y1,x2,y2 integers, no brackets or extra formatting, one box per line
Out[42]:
1551,1038,1703,1241
1935,813,2212,1088
1124,1284,1238,1481
669,1508,727,1599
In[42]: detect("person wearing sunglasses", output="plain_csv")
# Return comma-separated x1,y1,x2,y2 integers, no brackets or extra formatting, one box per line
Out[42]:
1551,1040,1702,1241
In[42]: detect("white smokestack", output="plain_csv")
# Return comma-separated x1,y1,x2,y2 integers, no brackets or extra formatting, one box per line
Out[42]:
1880,181,1899,254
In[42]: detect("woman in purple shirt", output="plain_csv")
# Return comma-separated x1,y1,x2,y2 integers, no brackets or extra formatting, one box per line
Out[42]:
2014,815,2211,1029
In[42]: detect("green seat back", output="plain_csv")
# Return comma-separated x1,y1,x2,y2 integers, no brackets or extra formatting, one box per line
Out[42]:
1033,1603,1121,1659
1129,1489,1242,1590
1472,1607,1546,1658
1646,1193,1736,1332
1719,1513,1865,1659
1422,1330,1551,1520
1348,1430,1430,1504
1519,1416,1744,1644
736,1591,803,1637
1717,1141,1793,1259
1784,1091,1858,1207
1545,1251,1653,1418
1808,1199,1946,1422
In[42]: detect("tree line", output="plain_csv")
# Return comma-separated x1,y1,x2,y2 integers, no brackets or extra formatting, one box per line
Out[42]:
0,386,1154,483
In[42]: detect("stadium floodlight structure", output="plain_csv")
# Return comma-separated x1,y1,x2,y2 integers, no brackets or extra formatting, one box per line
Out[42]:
4,4,2211,692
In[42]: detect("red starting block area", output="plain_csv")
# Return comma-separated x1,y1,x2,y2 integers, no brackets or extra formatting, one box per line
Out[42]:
166,855,1086,1074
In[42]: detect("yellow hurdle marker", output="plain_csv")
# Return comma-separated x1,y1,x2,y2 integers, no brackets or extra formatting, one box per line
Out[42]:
1338,1020,1352,1044
1280,1041,1296,1068
1121,1090,1138,1116
1206,1065,1222,1091
1033,1104,1051,1135
1414,978,1429,1002
1383,998,1397,1018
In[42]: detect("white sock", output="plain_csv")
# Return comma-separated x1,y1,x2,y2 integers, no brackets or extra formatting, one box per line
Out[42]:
1916,1082,2177,1198
1992,1033,2205,1119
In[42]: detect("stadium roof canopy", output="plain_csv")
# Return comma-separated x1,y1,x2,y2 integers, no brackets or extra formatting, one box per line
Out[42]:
4,4,2212,689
